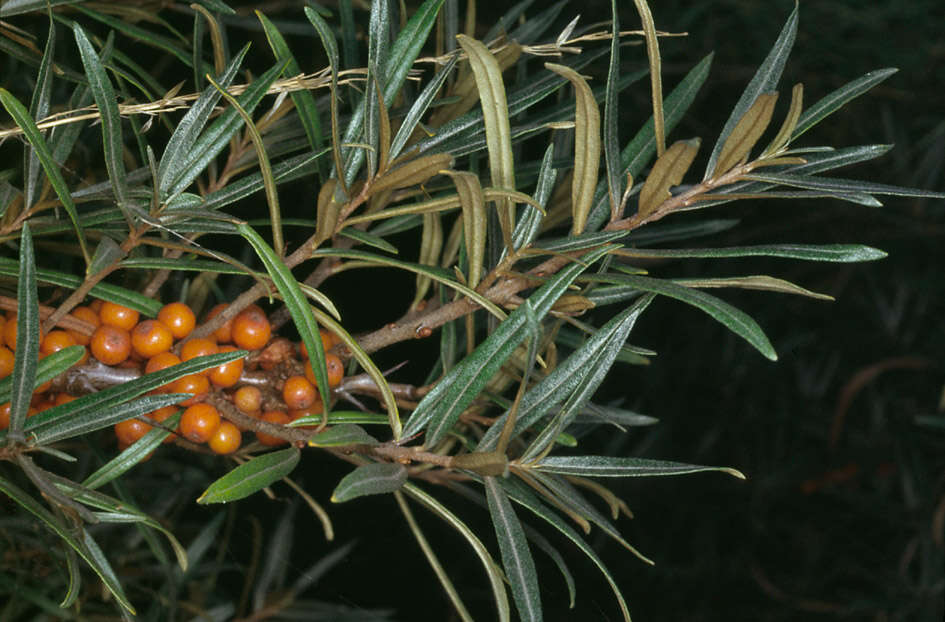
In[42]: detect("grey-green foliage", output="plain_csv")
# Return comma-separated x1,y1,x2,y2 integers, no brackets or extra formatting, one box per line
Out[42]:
0,1,941,620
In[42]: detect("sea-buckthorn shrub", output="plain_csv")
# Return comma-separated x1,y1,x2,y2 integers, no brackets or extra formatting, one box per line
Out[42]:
0,1,941,620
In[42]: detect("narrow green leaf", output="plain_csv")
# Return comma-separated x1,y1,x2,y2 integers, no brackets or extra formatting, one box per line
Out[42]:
338,228,399,254
603,0,623,220
497,476,632,620
308,424,378,448
340,0,446,186
545,63,601,236
82,411,182,490
158,44,248,198
588,53,713,231
31,394,187,446
8,224,39,440
519,296,654,461
78,529,136,614
479,295,653,451
404,246,613,444
703,2,798,179
0,346,84,408
484,477,542,621
73,24,128,223
403,481,511,622
331,463,407,503
456,34,515,247
394,491,475,622
533,455,746,479
239,222,334,432
512,144,556,250
0,91,91,266
24,17,55,211
0,475,136,614
745,172,945,199
61,546,81,608
166,59,284,198
588,273,778,360
256,11,325,178
617,243,887,262
792,68,898,141
389,53,458,161
0,258,162,315
87,236,127,276
363,0,391,178
208,71,287,256
198,447,300,504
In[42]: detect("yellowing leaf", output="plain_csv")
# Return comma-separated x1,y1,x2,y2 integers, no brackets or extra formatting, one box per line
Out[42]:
369,153,453,194
445,171,487,289
545,63,601,236
763,83,804,156
637,138,701,218
711,92,779,177
456,34,515,248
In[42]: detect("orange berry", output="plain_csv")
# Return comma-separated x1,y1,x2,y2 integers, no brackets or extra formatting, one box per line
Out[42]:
326,352,344,388
41,330,77,356
231,307,271,351
157,302,196,341
88,299,104,313
256,410,290,446
145,351,181,374
67,306,99,346
0,346,13,379
179,403,221,443
233,385,262,414
205,303,234,343
180,337,218,364
114,418,152,446
99,301,140,331
0,402,10,429
170,373,209,405
283,375,317,410
131,320,174,358
208,420,241,454
2,315,15,350
90,325,132,366
208,345,244,388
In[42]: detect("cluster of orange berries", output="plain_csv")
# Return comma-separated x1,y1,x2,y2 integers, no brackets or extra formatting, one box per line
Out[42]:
0,299,346,456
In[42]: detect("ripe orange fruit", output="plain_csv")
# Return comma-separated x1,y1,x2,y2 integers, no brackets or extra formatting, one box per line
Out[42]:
208,420,241,454
90,325,132,366
131,320,174,358
208,345,244,388
231,307,271,351
114,418,152,446
282,375,317,410
67,305,100,346
233,385,262,414
179,403,221,443
99,301,140,331
157,302,196,340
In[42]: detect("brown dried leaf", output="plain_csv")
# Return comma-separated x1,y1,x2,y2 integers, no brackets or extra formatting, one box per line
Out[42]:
711,91,779,177
638,138,701,217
